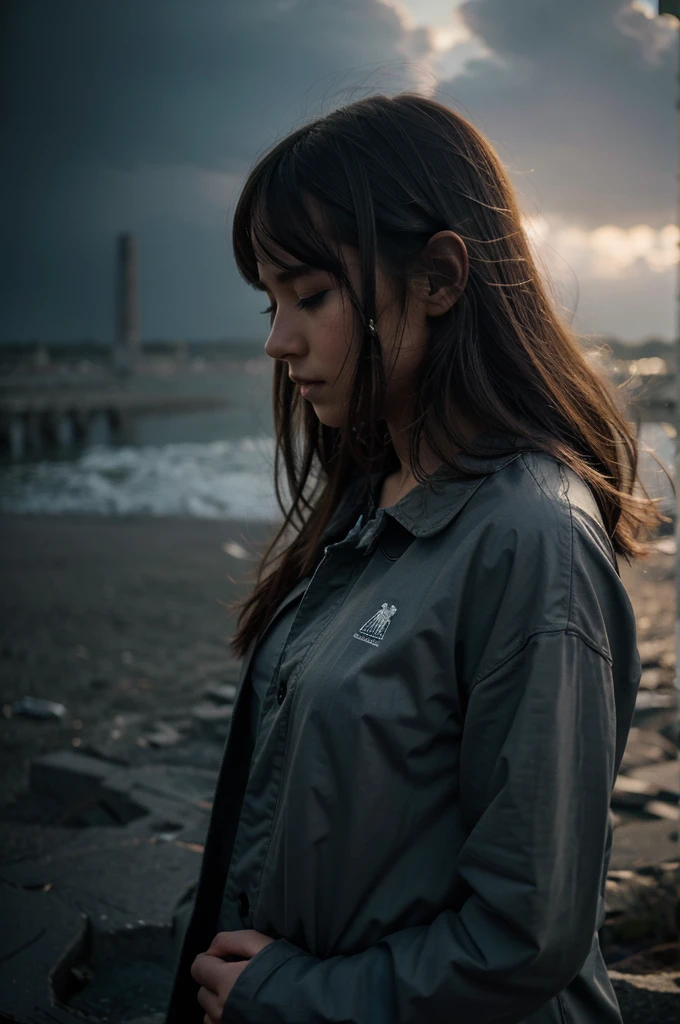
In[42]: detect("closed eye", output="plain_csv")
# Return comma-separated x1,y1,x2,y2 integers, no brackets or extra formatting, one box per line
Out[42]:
260,290,329,324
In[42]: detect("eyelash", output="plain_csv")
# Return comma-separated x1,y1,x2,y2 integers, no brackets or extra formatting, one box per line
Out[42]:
260,290,329,324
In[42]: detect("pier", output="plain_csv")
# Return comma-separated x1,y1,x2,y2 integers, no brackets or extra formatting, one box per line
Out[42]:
0,389,231,453
0,370,674,457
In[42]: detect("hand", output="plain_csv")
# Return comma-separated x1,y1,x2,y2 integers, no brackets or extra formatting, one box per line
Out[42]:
191,928,276,1024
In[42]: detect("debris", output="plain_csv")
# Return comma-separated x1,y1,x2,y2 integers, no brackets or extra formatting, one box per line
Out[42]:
620,728,678,771
144,722,182,748
637,638,675,668
629,761,680,802
191,701,233,722
610,941,680,975
608,967,680,1023
612,775,660,810
635,691,675,711
203,681,238,703
639,668,670,690
11,695,67,720
643,801,679,822
604,862,680,947
610,818,679,871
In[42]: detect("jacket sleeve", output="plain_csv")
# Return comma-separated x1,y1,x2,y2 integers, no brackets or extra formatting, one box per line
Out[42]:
222,627,617,1024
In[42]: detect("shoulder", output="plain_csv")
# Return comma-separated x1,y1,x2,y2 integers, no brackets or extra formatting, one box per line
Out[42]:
464,448,616,574
454,449,630,676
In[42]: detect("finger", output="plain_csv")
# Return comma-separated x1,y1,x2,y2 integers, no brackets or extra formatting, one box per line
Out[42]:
191,953,227,992
206,929,253,957
196,984,222,1023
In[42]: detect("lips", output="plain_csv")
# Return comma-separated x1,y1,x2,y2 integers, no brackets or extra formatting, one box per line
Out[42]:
298,380,324,397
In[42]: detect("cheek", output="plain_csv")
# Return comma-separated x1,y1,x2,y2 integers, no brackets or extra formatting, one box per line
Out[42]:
315,300,358,369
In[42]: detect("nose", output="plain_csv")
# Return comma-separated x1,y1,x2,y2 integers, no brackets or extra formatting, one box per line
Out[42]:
264,323,306,363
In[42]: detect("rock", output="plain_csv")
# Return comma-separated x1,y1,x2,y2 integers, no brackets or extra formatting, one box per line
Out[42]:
79,711,148,765
63,924,175,1022
0,878,87,1019
643,801,679,822
630,760,680,802
610,941,680,974
621,728,678,771
191,700,233,722
604,863,680,948
30,748,115,804
637,638,675,668
11,695,67,720
144,721,182,748
1,830,206,937
635,690,675,711
632,709,678,747
608,969,680,1023
610,818,679,870
612,774,661,810
203,681,238,703
639,668,670,690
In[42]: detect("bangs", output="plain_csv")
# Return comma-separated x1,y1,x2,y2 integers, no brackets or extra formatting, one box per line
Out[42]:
234,149,351,293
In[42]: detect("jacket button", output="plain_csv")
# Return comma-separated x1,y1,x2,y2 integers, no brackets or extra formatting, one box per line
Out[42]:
237,891,250,917
276,681,287,704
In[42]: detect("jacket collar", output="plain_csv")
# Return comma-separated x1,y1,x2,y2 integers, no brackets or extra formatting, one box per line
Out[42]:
324,431,533,542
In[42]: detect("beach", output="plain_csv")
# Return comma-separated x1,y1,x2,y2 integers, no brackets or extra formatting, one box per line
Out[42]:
0,513,278,803
0,512,678,1020
1,511,675,804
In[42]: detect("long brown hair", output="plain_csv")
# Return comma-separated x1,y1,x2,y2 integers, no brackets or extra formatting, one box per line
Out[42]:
227,91,670,660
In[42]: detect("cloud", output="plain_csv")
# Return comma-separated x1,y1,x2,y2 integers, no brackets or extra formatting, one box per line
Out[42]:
1,0,433,342
439,0,677,229
522,214,677,341
525,217,679,280
1,0,675,343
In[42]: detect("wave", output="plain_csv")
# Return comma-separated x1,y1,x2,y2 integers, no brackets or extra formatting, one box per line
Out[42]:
0,425,674,518
0,436,282,519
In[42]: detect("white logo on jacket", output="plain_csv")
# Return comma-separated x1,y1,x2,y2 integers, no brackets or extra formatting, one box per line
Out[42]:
353,602,397,647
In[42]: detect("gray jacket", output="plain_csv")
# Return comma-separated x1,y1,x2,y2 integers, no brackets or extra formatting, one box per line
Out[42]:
165,432,640,1024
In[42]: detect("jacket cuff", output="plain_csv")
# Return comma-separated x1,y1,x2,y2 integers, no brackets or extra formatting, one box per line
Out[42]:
222,938,314,1023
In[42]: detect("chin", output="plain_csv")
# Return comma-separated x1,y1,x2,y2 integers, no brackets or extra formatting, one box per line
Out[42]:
306,400,341,429
314,410,343,429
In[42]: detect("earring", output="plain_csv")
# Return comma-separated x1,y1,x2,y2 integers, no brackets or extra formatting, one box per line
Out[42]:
367,318,377,337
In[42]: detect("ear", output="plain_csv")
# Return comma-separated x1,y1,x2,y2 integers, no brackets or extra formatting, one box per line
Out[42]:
421,230,469,317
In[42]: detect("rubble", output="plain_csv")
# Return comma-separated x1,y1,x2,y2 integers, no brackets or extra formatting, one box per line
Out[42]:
11,695,67,720
608,969,680,1024
0,524,676,1020
0,750,217,1022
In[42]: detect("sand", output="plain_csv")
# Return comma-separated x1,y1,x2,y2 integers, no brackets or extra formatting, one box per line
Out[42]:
0,513,675,808
0,513,278,803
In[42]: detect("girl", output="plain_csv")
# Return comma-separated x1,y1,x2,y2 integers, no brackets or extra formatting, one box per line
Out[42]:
167,93,666,1024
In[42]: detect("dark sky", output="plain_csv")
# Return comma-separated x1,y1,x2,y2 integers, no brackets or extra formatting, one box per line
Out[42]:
2,0,676,344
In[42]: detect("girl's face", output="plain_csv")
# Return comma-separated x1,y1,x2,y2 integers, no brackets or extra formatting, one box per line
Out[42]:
257,237,430,431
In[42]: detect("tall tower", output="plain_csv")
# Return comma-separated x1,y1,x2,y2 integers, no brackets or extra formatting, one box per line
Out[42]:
113,232,140,378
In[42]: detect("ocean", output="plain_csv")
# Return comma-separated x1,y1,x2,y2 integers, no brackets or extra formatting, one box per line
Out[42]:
0,357,675,520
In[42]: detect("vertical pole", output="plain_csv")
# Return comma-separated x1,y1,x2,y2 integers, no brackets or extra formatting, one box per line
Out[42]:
674,23,680,746
658,1,680,747
113,232,141,380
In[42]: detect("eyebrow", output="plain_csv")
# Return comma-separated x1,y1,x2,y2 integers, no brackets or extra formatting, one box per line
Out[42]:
255,264,319,291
